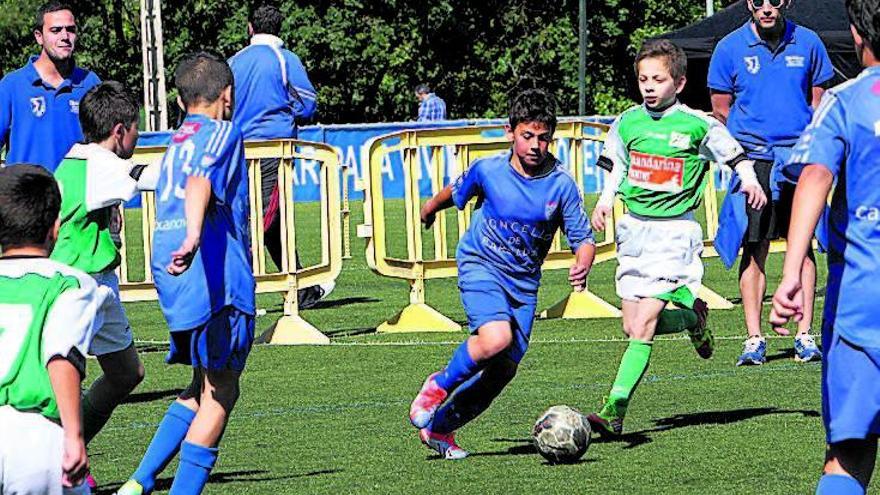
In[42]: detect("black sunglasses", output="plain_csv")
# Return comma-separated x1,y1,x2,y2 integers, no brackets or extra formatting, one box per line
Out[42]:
749,0,786,9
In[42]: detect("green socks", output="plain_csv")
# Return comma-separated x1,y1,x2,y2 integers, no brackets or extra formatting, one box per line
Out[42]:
654,308,698,335
606,340,653,417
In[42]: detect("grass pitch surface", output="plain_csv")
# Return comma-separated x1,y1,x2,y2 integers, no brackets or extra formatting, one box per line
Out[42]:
88,199,834,494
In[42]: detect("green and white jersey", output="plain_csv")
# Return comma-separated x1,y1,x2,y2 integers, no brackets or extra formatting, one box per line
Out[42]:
0,257,107,421
51,143,159,274
597,102,745,218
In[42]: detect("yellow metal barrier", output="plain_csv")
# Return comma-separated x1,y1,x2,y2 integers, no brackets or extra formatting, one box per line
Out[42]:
119,139,342,345
358,121,745,334
358,121,622,334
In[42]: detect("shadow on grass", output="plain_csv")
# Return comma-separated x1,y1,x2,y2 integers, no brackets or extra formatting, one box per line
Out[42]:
96,468,342,494
123,388,184,405
428,438,598,464
323,327,379,338
593,407,819,449
766,348,797,362
260,296,382,315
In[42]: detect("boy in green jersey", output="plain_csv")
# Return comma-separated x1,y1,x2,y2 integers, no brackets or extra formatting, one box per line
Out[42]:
0,165,108,494
51,81,159,451
587,40,767,436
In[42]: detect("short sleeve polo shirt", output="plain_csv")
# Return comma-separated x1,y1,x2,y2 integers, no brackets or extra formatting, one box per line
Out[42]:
0,56,101,171
707,20,834,160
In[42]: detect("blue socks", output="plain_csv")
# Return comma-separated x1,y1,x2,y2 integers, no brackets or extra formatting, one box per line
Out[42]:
133,401,196,492
816,474,864,495
434,340,481,393
168,441,219,495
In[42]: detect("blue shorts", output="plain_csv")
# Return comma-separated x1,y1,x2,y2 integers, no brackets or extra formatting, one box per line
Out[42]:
167,306,255,373
822,329,880,443
459,279,536,364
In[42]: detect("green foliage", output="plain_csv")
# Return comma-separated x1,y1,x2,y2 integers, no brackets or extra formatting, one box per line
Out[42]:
0,0,713,123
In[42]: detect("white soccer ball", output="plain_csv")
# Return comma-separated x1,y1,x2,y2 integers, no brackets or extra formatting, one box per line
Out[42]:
532,405,591,464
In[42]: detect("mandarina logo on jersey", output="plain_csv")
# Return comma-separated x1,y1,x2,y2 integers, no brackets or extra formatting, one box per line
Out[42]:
627,151,684,193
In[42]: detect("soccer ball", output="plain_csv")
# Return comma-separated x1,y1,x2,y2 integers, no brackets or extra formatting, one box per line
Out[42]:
532,405,591,464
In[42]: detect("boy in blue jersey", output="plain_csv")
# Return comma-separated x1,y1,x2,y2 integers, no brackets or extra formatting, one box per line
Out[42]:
408,89,596,459
770,1,880,492
115,52,255,495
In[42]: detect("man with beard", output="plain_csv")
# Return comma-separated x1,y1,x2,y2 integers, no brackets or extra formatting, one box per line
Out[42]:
0,1,101,171
708,0,833,366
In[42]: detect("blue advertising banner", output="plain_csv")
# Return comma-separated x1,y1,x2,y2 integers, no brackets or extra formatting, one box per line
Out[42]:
135,117,617,205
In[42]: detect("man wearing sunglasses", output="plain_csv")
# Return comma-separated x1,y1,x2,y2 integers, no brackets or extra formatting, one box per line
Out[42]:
0,1,101,172
708,0,834,366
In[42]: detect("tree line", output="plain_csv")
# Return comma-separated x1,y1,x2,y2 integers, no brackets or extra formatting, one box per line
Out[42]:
0,0,727,124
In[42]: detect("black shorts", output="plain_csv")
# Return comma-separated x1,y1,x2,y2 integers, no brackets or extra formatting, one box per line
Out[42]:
744,159,795,243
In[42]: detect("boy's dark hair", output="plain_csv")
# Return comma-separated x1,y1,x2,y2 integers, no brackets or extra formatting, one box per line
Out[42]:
35,1,73,31
415,83,431,95
80,81,140,143
0,165,61,249
250,5,283,36
174,52,234,108
847,0,880,56
508,89,557,132
634,39,688,80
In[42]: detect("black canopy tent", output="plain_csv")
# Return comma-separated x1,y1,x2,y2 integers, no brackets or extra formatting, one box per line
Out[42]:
657,0,859,109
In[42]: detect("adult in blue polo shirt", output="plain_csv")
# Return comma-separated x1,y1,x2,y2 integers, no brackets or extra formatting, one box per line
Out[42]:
0,2,100,171
229,4,330,308
708,0,833,367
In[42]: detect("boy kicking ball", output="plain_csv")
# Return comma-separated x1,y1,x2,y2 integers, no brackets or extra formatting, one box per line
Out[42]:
115,52,255,495
409,88,596,459
771,1,880,492
587,39,766,436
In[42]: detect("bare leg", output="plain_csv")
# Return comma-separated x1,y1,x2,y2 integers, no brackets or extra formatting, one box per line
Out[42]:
739,240,770,338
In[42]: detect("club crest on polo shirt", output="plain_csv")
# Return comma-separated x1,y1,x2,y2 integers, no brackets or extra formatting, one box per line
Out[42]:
744,56,760,75
68,100,80,114
785,55,805,68
30,96,46,117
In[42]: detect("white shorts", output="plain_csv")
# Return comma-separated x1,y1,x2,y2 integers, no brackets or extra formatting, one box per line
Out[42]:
89,270,133,356
0,406,90,495
615,213,704,302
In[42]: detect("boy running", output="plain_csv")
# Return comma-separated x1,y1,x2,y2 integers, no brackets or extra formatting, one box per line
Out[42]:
587,39,767,436
115,52,255,495
51,81,158,456
770,1,880,492
0,165,107,494
409,89,596,459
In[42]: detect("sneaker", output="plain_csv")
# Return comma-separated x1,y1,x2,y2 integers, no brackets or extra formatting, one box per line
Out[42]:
736,336,767,366
86,472,97,489
794,333,822,363
419,429,469,460
586,399,624,437
409,372,448,429
113,480,144,495
298,281,335,309
687,298,714,359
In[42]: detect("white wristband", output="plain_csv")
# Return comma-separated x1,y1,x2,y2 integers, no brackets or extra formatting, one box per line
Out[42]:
734,160,760,188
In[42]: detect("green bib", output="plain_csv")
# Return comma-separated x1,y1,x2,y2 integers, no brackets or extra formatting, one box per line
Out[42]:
51,158,120,273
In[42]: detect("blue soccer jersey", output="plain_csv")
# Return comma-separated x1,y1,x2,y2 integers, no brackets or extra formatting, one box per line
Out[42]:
151,114,256,331
786,66,880,349
453,151,594,302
